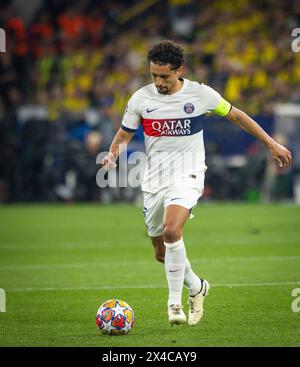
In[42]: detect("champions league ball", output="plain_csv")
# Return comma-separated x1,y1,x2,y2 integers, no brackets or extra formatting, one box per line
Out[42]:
96,299,134,335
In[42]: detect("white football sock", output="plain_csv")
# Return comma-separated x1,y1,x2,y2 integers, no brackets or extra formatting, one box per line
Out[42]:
184,258,202,296
164,238,186,307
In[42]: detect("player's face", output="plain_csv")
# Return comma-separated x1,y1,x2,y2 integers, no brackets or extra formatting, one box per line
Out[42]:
150,62,183,95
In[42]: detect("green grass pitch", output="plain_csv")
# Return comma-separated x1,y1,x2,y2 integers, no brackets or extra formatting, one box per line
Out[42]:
0,203,299,346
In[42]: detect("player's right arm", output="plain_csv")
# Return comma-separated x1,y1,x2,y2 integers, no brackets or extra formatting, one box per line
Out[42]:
102,90,141,169
101,128,134,169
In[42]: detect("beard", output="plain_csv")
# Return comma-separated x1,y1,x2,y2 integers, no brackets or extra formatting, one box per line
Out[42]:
156,86,169,94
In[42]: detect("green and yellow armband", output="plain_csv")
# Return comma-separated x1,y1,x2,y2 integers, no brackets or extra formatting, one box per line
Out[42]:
212,98,231,117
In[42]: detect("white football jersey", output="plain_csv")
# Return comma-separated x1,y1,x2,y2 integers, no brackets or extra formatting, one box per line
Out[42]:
121,78,231,193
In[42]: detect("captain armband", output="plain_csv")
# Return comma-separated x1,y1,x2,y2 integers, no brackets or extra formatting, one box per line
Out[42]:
212,98,232,117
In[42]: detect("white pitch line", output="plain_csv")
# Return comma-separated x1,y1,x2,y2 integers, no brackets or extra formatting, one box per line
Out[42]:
5,281,300,292
1,255,300,271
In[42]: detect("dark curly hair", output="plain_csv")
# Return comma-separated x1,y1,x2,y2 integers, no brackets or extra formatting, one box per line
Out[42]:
147,40,184,70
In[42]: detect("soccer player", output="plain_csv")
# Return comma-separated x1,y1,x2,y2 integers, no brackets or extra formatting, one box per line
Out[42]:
102,40,292,326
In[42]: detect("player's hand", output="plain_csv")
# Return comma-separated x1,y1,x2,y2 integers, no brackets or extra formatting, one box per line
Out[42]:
267,141,292,168
101,152,117,169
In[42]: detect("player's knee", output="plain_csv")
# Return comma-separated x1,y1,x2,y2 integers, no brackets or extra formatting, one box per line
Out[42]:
163,225,181,243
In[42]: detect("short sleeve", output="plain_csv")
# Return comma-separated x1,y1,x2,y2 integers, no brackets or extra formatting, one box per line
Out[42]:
121,92,141,132
201,84,232,117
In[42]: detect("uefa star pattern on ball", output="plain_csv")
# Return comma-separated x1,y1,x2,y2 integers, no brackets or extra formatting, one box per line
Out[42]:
96,299,134,335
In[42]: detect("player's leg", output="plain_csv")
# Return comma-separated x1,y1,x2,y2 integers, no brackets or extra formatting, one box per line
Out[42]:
144,192,187,324
150,234,204,299
163,204,209,326
144,189,208,325
163,175,210,326
162,204,189,324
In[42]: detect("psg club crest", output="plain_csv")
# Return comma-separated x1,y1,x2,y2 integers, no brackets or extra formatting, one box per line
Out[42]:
184,103,195,114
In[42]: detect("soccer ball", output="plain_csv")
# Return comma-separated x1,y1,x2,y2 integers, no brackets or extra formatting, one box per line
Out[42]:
96,299,134,335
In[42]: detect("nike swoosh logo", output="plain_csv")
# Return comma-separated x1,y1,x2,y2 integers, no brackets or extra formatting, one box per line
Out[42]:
169,268,184,273
146,108,159,113
170,197,183,202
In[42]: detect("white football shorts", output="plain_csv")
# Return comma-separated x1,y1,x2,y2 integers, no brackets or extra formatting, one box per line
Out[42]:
143,174,205,237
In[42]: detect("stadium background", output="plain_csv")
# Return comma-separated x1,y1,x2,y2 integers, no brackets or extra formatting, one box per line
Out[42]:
1,0,300,348
1,0,300,203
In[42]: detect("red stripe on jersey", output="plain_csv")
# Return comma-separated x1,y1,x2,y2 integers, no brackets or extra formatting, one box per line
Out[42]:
141,118,163,137
141,115,205,137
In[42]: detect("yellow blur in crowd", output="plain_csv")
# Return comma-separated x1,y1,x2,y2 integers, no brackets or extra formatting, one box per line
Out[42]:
30,0,300,119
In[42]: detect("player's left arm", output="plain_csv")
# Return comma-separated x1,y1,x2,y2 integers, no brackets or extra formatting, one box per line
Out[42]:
225,106,292,168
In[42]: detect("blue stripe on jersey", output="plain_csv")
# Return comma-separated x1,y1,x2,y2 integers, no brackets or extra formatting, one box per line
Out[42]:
121,124,138,133
189,113,206,134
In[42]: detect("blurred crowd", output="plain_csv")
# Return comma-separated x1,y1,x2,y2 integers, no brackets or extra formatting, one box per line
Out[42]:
0,0,299,202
